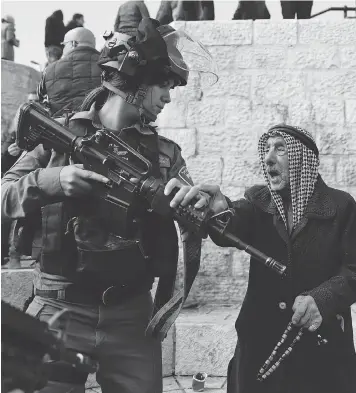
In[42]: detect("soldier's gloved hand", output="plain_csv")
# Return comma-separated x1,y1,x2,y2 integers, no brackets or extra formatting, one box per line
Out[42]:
292,295,323,332
59,164,110,197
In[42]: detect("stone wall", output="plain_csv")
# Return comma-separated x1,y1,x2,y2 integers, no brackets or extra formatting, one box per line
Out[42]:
1,60,40,144
157,20,356,306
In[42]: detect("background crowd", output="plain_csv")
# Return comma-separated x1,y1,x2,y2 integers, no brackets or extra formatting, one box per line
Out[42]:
2,1,317,64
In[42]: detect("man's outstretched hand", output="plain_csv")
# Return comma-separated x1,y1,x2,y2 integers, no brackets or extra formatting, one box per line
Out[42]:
164,178,228,214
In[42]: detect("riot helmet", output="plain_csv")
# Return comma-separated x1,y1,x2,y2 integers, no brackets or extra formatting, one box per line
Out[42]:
97,18,218,122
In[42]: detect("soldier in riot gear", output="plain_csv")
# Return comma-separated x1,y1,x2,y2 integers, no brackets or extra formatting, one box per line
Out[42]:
1,18,217,393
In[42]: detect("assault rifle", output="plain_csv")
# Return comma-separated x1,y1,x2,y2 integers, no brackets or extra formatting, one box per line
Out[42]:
15,102,286,277
1,301,98,393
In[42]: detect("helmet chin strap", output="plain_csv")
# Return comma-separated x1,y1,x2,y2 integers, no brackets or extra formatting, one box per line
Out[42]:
102,81,157,124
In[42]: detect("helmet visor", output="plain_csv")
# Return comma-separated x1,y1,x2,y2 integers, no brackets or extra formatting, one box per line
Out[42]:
162,29,219,88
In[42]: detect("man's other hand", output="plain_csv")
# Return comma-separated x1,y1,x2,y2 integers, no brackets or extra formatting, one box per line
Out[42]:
292,295,323,332
164,179,228,214
59,164,110,197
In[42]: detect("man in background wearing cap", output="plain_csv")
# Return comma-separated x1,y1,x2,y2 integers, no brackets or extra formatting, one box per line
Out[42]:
38,27,101,117
167,124,356,393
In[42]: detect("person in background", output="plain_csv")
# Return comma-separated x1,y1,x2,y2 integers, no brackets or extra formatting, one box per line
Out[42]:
281,1,314,19
156,1,214,24
44,10,65,63
38,27,101,117
1,14,20,61
45,45,62,65
65,13,85,33
233,1,270,20
114,0,150,36
1,91,40,268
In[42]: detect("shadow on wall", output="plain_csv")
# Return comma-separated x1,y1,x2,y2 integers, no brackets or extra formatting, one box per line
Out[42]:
1,60,41,144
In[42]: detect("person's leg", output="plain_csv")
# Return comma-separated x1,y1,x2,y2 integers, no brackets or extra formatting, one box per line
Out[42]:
7,220,21,268
26,296,97,393
297,1,313,19
280,1,297,19
96,292,163,393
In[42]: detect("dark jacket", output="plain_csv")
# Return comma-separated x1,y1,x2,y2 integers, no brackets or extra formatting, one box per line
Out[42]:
44,10,65,47
233,1,270,20
211,177,356,393
114,1,150,33
65,20,79,33
37,46,101,116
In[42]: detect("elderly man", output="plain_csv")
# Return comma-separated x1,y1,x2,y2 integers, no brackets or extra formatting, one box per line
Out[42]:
166,124,356,393
38,27,101,117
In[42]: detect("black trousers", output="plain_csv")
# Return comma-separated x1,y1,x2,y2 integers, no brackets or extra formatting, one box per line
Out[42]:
281,1,313,19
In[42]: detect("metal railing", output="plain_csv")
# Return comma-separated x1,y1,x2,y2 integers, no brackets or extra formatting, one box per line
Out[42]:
310,5,356,19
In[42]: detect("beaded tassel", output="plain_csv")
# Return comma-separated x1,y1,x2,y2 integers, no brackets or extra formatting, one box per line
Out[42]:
257,322,304,382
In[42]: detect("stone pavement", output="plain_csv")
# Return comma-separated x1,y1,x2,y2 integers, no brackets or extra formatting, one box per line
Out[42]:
85,376,227,393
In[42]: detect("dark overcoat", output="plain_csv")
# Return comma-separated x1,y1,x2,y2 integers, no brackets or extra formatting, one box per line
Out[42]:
211,176,356,393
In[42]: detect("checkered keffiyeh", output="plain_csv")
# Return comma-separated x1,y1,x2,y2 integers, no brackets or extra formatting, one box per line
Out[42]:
258,126,320,230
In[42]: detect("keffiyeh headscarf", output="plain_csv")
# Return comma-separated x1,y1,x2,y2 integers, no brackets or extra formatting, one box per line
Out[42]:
258,125,320,230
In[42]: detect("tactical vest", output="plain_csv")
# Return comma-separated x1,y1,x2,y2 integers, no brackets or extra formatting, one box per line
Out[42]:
38,116,181,286
44,47,102,117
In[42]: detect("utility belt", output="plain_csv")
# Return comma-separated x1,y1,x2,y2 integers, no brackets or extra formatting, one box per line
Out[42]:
34,275,154,306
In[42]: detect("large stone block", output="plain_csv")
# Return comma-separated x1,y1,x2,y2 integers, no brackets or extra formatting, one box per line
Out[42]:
313,99,344,126
254,20,297,46
199,240,232,277
345,100,356,125
315,126,356,155
252,71,306,103
187,274,248,306
207,45,238,72
318,155,337,185
336,156,356,187
187,98,224,127
252,101,287,128
287,45,339,69
204,72,251,99
286,98,314,128
298,20,356,45
185,156,223,184
175,308,238,376
157,128,197,159
231,251,250,280
172,21,253,46
224,98,251,127
197,124,258,156
339,46,356,69
235,46,288,69
222,155,263,188
306,70,356,99
1,269,34,310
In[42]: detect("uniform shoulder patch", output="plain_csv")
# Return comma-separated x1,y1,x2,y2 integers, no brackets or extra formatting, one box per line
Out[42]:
178,166,194,186
159,154,171,168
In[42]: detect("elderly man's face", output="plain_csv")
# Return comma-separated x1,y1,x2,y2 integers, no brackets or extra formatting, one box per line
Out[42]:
264,135,289,192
